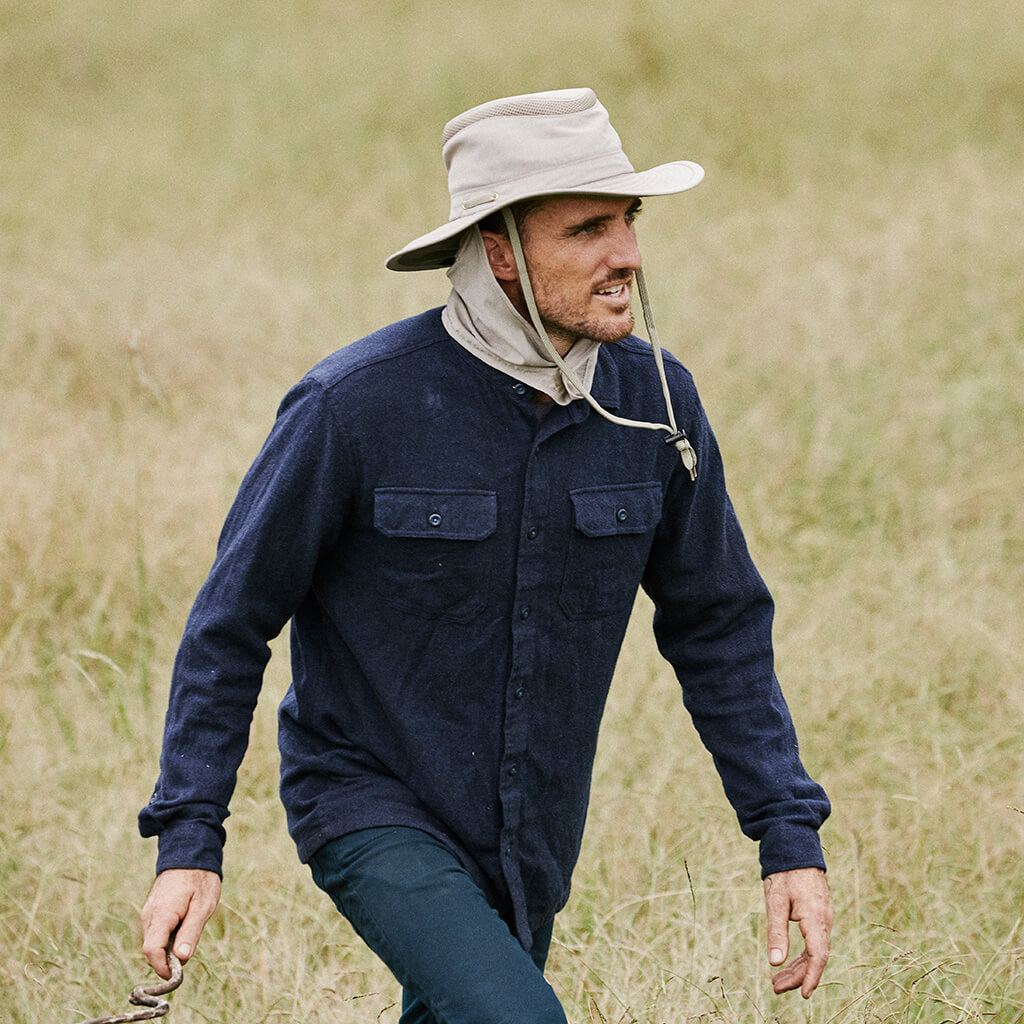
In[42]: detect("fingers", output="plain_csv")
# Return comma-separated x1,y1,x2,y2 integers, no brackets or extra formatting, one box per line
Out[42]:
170,881,217,964
795,907,831,998
141,869,222,979
763,875,791,969
771,950,809,995
771,947,828,999
763,868,833,998
771,944,828,997
769,912,831,998
141,907,173,978
141,884,177,978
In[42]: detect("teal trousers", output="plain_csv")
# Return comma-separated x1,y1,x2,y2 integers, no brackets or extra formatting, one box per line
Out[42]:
309,826,567,1024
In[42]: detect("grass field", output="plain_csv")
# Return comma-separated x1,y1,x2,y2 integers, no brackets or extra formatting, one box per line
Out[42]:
2,1,1023,1021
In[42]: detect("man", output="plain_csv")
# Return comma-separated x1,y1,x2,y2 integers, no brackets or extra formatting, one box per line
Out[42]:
139,88,832,1022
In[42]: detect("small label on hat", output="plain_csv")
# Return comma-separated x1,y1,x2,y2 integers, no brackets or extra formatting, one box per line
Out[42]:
463,192,499,210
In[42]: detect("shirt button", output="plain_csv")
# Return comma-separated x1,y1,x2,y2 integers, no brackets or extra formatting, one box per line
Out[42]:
526,526,538,540
520,606,531,620
514,687,525,700
508,763,519,777
511,382,528,395
616,507,629,522
428,512,443,527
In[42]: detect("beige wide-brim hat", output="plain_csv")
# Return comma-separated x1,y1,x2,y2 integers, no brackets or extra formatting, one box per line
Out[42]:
386,88,704,272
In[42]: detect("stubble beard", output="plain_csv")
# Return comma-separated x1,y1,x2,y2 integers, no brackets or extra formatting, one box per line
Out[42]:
537,298,635,350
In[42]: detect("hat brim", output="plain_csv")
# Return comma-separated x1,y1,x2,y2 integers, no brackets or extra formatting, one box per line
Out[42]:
385,160,704,272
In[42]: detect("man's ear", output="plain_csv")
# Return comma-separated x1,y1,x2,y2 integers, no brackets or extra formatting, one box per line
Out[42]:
480,230,519,283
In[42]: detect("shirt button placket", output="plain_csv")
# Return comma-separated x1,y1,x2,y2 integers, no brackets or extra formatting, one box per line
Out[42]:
498,436,552,939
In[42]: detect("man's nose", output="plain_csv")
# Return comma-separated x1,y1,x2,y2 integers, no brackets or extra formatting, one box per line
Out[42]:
607,224,642,270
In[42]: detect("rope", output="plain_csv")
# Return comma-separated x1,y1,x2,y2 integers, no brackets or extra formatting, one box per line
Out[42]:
78,952,183,1024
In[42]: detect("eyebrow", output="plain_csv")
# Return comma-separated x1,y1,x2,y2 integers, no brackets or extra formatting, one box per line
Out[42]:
563,198,643,236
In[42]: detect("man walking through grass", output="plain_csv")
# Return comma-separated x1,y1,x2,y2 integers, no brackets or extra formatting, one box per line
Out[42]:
139,88,833,1022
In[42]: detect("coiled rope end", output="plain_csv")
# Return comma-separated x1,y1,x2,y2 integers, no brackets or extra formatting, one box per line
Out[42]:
78,951,183,1024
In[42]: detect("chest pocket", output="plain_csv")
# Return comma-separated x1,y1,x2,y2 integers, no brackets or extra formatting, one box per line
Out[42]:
373,487,497,622
559,482,663,620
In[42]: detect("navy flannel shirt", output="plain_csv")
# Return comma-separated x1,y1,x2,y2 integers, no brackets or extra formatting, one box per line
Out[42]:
139,308,830,948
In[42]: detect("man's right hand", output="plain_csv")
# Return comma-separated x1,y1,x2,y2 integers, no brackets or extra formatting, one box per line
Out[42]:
141,868,222,979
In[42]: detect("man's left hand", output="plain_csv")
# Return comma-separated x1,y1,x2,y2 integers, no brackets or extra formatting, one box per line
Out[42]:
763,866,832,998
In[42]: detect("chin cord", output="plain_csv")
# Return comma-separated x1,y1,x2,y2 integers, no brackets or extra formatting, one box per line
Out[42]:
501,208,697,481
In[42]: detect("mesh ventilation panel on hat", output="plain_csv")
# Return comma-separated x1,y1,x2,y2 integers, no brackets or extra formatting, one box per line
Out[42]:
442,90,596,145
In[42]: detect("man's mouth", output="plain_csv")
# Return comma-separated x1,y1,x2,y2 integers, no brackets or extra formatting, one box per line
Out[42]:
594,281,631,302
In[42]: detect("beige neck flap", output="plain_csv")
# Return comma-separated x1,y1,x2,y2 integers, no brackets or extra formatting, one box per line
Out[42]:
441,228,600,406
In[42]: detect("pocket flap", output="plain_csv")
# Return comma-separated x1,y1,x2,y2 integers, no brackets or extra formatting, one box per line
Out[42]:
569,482,662,537
374,488,497,540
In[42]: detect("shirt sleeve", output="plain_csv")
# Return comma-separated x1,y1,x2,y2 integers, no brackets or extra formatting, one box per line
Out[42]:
138,377,354,875
641,374,831,877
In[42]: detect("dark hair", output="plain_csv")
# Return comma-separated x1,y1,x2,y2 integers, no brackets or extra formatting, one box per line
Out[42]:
477,197,549,240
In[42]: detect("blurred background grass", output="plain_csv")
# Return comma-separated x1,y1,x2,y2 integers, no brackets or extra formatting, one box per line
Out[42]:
2,0,1022,1021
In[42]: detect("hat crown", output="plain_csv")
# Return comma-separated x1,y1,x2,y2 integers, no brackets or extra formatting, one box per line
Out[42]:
440,88,635,220
441,87,598,145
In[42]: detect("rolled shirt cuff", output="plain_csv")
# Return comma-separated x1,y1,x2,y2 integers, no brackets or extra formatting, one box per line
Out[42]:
154,820,225,878
758,822,827,879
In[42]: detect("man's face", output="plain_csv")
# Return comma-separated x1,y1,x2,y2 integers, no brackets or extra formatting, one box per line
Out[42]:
505,195,644,355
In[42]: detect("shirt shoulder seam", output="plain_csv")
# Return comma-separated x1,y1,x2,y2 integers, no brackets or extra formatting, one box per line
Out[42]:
306,310,448,391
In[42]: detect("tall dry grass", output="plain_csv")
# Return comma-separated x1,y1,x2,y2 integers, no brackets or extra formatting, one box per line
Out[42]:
2,0,1022,1021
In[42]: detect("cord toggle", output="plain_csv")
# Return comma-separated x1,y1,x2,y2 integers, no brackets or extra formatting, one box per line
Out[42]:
664,430,698,482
